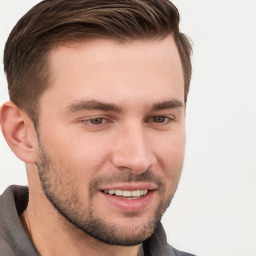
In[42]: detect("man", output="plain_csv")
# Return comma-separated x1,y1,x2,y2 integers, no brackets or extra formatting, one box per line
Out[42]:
0,0,194,255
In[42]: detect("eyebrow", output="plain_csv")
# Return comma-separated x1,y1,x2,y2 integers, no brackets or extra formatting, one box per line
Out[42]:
65,99,184,114
65,100,122,113
149,99,184,112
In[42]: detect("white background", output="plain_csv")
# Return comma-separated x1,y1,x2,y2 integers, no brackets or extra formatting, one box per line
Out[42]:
0,1,255,255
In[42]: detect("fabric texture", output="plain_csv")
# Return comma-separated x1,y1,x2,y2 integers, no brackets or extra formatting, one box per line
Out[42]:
0,185,195,256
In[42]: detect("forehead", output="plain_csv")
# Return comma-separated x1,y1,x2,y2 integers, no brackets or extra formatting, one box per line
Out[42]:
49,36,182,74
42,36,184,109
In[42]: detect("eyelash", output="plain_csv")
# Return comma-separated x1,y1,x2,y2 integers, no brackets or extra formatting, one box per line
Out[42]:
146,116,173,124
81,115,174,127
82,117,107,126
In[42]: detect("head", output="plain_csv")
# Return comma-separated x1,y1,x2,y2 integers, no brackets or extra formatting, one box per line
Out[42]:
1,0,192,247
4,0,192,126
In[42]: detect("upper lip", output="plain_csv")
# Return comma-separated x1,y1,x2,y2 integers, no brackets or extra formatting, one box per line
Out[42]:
99,183,157,191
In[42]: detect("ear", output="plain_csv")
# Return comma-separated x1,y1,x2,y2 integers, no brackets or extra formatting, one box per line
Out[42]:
0,101,38,163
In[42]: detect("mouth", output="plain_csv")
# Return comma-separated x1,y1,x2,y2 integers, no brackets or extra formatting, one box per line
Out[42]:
98,185,156,212
102,189,149,199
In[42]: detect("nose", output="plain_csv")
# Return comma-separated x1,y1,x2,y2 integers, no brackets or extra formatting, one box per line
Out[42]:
111,124,156,174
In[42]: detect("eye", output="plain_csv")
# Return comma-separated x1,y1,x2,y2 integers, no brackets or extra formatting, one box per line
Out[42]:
152,116,169,123
145,115,174,129
82,117,106,126
148,116,173,124
90,117,105,125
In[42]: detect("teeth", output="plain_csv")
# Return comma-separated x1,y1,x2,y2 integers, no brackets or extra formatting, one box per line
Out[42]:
108,190,115,195
115,190,122,196
131,190,140,197
103,189,148,197
123,191,132,197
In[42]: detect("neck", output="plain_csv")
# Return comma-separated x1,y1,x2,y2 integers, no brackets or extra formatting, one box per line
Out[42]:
20,186,140,256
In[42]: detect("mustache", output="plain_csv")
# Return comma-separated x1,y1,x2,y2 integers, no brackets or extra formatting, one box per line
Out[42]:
89,170,166,198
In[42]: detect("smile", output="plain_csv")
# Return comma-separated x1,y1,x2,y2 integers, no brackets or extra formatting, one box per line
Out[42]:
103,189,148,198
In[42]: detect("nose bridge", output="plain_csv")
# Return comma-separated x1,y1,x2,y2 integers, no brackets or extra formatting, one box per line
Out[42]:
111,122,156,172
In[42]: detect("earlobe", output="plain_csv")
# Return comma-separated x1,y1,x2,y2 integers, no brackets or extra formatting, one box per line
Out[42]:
0,101,37,163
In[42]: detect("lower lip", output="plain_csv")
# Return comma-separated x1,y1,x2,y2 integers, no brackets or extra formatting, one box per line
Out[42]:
99,190,154,212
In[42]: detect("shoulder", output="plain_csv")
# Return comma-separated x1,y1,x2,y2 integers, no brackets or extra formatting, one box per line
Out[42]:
171,246,196,256
143,222,196,256
0,185,38,256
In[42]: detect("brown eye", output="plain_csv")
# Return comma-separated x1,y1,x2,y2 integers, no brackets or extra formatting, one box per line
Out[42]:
152,116,167,123
89,118,105,125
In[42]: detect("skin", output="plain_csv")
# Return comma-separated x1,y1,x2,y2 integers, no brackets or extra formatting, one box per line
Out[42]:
0,35,185,256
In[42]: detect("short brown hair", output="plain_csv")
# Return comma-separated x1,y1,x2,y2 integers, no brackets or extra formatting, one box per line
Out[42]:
4,0,192,124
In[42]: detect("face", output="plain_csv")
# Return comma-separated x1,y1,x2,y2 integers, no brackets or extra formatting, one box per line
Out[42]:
36,36,185,246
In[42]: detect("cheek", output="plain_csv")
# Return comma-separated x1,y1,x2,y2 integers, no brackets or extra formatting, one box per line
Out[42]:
154,131,186,175
69,134,113,173
41,123,110,168
158,134,185,197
